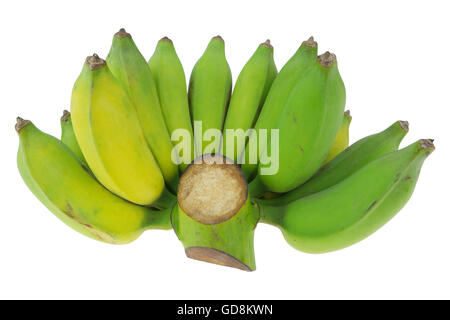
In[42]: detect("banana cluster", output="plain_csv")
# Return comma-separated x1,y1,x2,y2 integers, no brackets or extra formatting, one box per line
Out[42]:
16,29,433,269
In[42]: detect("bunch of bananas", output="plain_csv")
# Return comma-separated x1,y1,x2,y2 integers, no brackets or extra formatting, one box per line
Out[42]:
16,29,433,271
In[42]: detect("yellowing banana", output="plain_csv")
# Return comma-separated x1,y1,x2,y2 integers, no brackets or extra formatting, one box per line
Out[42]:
260,120,409,206
257,51,346,193
16,118,172,244
323,110,352,164
258,139,434,253
189,36,232,156
241,37,318,180
60,110,87,167
70,54,164,205
222,40,277,163
148,37,194,173
106,29,179,192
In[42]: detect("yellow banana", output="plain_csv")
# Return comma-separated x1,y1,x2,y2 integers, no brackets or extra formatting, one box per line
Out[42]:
323,110,352,164
106,29,179,192
16,118,172,244
70,54,164,205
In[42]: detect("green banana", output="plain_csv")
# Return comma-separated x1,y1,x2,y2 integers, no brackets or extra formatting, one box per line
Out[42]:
106,28,179,192
257,51,346,193
222,40,277,163
241,37,318,180
324,110,352,164
189,36,232,157
70,54,165,206
258,139,434,253
16,118,172,244
60,110,87,167
260,120,409,205
148,36,194,173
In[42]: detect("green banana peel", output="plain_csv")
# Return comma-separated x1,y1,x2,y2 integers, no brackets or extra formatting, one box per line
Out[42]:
257,139,434,253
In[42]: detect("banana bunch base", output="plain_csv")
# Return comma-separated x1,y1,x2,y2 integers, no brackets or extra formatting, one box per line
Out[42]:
16,29,434,272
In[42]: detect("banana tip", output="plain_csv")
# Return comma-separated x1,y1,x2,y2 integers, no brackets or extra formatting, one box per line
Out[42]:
212,35,224,42
115,28,131,38
318,51,336,67
61,110,70,122
260,39,273,49
15,117,30,133
398,120,409,132
85,54,106,71
303,36,317,48
160,36,172,43
419,139,435,151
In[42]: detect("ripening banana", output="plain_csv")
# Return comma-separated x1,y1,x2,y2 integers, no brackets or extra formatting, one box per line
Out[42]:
258,139,434,253
241,37,318,180
189,35,232,157
148,36,194,173
260,120,409,206
106,28,179,193
70,54,165,206
16,118,172,244
60,110,87,167
323,110,352,164
256,51,346,193
222,40,277,164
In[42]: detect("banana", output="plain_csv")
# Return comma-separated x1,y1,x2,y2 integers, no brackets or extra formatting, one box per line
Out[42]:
323,110,352,164
257,51,346,193
148,36,194,173
60,110,87,167
258,139,434,253
260,120,409,206
222,40,277,163
189,36,232,157
241,37,318,180
106,29,179,192
16,118,172,244
70,54,165,206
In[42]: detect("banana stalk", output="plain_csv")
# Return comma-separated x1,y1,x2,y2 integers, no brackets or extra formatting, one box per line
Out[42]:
257,139,434,253
106,29,179,193
16,118,172,244
172,154,259,271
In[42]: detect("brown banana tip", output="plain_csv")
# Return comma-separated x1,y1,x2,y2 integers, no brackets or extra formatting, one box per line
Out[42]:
85,54,106,71
420,139,435,151
212,35,224,42
15,117,30,132
344,110,351,117
115,28,131,38
303,36,317,48
398,120,409,131
159,36,172,43
61,110,70,122
260,39,273,49
317,51,336,67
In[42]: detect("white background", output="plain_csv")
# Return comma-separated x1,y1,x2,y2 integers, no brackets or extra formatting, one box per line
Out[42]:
1,0,449,299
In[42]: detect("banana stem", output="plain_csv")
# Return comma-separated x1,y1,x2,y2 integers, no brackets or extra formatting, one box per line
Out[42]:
143,205,173,231
172,154,259,271
153,187,177,209
254,200,283,227
248,175,269,197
